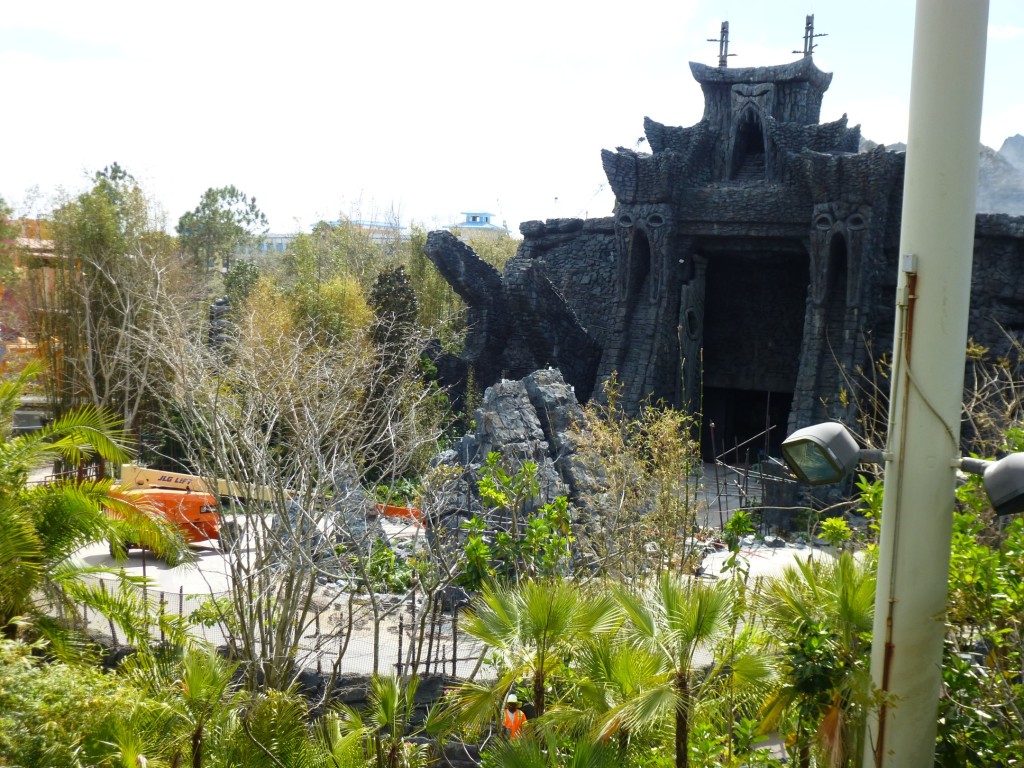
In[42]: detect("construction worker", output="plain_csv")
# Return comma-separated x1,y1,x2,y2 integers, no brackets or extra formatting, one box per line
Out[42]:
502,693,527,739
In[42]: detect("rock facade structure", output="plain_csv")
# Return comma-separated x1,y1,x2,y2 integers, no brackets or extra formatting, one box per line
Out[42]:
434,368,588,508
427,56,1024,458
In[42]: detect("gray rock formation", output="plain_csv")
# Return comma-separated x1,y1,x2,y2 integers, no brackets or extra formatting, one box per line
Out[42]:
423,230,600,401
429,369,595,544
441,369,586,502
998,134,1024,169
978,140,1024,216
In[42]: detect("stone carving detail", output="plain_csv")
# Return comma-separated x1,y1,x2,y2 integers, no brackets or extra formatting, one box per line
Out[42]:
613,203,674,304
732,83,775,116
597,200,692,411
423,231,507,388
679,256,708,412
808,202,872,308
767,113,860,156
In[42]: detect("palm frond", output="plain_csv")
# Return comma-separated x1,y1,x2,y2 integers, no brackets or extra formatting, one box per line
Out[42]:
433,677,511,735
817,695,846,768
565,737,623,768
483,736,548,768
42,403,133,464
314,712,367,767
0,362,42,441
758,687,797,734
611,582,656,642
616,682,678,736
0,498,44,625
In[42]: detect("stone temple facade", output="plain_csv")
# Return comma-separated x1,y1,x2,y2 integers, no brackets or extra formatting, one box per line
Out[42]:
425,56,1024,460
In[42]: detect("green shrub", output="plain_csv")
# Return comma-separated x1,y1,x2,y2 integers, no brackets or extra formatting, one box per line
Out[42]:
0,639,136,767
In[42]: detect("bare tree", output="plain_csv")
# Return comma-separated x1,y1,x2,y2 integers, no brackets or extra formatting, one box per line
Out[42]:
144,298,446,691
570,376,707,581
32,166,192,456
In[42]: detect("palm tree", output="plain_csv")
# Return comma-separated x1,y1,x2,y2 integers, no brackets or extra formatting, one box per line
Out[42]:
101,648,241,768
560,634,669,755
464,579,618,718
483,732,623,768
612,573,738,768
0,363,184,654
434,578,618,743
756,552,875,768
336,674,426,768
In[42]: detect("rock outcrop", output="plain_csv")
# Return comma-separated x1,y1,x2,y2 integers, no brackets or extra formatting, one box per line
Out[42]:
423,230,600,402
428,369,595,543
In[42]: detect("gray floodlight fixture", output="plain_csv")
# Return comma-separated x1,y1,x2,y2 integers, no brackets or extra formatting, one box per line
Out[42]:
781,422,879,486
962,453,1024,517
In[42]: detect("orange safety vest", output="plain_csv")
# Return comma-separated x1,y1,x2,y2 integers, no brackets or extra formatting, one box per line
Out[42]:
502,707,526,738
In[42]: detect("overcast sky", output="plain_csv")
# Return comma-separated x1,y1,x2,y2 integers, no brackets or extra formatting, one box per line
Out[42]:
4,1,1023,235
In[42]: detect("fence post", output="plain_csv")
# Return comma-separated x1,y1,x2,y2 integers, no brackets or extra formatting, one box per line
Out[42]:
101,580,118,648
159,592,166,644
426,599,437,673
451,610,458,678
178,585,184,617
409,588,417,673
396,613,404,678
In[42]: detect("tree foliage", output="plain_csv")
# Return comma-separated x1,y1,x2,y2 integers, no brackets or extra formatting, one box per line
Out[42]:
284,218,387,290
0,195,20,287
177,185,268,271
571,376,705,580
936,501,1024,766
456,579,618,721
0,638,137,767
756,554,875,768
224,259,260,309
42,164,186,440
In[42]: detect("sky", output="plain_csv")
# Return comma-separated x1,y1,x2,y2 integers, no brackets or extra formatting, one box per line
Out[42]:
3,1,1024,236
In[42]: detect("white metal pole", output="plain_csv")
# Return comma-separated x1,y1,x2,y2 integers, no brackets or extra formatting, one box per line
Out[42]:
863,2,988,766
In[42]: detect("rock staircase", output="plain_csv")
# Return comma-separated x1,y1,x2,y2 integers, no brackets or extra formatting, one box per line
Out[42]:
733,152,766,182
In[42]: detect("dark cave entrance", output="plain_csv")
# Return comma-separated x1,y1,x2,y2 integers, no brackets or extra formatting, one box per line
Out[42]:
730,109,767,181
627,229,652,297
702,389,793,462
698,247,809,462
825,232,848,350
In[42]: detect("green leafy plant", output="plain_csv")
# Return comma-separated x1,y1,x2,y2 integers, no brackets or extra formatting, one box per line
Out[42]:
458,515,494,591
721,510,755,576
854,474,883,544
375,478,419,506
366,539,414,594
757,553,875,768
0,639,134,767
818,517,852,552
467,453,574,583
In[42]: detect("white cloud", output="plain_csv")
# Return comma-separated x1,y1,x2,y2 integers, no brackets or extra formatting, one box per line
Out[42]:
988,24,1024,41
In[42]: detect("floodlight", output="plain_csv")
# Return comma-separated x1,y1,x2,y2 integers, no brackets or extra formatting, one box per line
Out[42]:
977,453,1024,517
780,422,864,486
